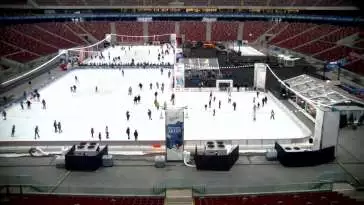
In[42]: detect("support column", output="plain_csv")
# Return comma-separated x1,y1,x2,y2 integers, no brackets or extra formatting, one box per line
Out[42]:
143,22,148,43
238,22,244,41
206,22,211,41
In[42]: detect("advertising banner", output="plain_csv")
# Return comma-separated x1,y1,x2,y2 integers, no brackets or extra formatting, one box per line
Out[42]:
165,109,184,161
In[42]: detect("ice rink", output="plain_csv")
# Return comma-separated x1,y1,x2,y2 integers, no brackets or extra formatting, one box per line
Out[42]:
0,69,311,142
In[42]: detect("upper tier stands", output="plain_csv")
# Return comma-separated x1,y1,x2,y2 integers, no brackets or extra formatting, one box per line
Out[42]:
211,22,239,41
0,21,361,75
180,21,206,41
24,0,356,6
195,191,364,205
4,195,165,205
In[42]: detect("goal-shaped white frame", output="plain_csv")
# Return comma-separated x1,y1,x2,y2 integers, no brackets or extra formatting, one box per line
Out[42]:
216,79,233,90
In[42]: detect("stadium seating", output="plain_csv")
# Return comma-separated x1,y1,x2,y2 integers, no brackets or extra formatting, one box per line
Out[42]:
35,22,85,45
78,22,111,41
194,191,364,205
12,24,77,49
0,27,57,56
6,52,39,63
180,21,206,41
345,60,364,75
243,21,274,43
183,0,209,6
112,0,144,6
0,42,19,57
294,40,336,56
313,46,362,61
322,27,360,43
210,0,241,6
211,22,239,41
115,22,143,42
3,195,165,205
277,25,338,49
269,23,315,44
269,0,294,6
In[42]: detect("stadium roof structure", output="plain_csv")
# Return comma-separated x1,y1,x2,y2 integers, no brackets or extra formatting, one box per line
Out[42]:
182,58,219,70
284,74,364,108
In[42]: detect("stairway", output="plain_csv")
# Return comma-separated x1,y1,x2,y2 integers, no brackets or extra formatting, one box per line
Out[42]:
165,189,193,205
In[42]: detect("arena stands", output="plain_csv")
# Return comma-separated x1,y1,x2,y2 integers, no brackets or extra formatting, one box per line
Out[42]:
243,21,274,43
180,21,206,41
314,46,362,61
194,191,364,205
4,195,165,205
211,22,239,41
322,27,360,43
78,22,111,41
36,23,85,45
269,0,294,6
269,23,316,45
294,41,336,56
5,52,39,63
115,22,143,42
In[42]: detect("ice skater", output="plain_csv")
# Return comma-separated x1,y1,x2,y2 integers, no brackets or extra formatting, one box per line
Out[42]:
154,91,158,100
36,93,40,101
156,82,159,89
73,85,77,92
168,70,171,78
160,68,163,75
53,120,58,133
126,111,130,121
170,93,175,105
11,125,15,137
213,109,216,116
2,110,6,120
105,126,109,139
133,96,138,104
161,83,164,93
148,109,152,120
91,127,94,138
209,100,211,108
26,100,31,109
98,132,102,142
41,99,46,109
257,102,260,109
134,130,138,141
137,95,141,103
257,91,260,98
95,86,98,93
20,101,24,110
57,121,62,133
233,102,236,111
228,96,231,104
253,104,257,121
128,86,132,95
155,101,160,110
270,109,275,120
218,100,221,109
122,69,124,76
213,96,216,102
34,126,40,139
253,97,256,103
204,104,207,111
126,127,130,140
139,83,143,90
75,76,78,83
150,83,153,90
262,98,265,107
210,91,213,99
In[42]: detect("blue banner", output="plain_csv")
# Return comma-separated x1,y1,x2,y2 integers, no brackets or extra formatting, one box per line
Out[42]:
165,109,184,161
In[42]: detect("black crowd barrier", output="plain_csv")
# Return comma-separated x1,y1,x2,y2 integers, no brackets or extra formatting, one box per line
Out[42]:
65,144,108,171
194,146,239,171
275,142,335,167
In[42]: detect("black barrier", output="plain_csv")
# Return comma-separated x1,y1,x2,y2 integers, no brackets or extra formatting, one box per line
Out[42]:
275,142,335,167
65,144,108,171
194,146,239,171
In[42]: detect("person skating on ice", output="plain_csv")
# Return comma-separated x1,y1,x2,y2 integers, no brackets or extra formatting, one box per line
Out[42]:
36,93,40,101
128,86,132,95
257,102,260,109
20,101,24,110
209,91,212,99
148,109,152,120
134,130,138,141
168,70,171,78
53,120,58,133
122,69,124,76
57,121,62,133
228,96,231,104
156,82,159,89
41,99,46,109
91,127,94,138
161,83,164,93
98,132,102,142
95,86,98,93
126,127,130,140
154,91,158,100
75,76,78,83
209,100,211,108
150,83,153,90
253,97,256,103
270,109,275,120
160,68,163,75
2,110,6,120
126,111,130,121
219,100,221,109
233,102,236,111
213,96,216,102
213,109,216,116
262,97,265,107
105,126,109,139
257,91,260,98
26,100,31,109
73,85,77,92
171,93,175,105
138,83,143,90
204,104,207,111
34,126,40,139
11,124,15,137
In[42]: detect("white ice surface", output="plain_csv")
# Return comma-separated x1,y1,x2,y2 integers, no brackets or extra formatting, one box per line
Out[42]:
0,69,310,142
